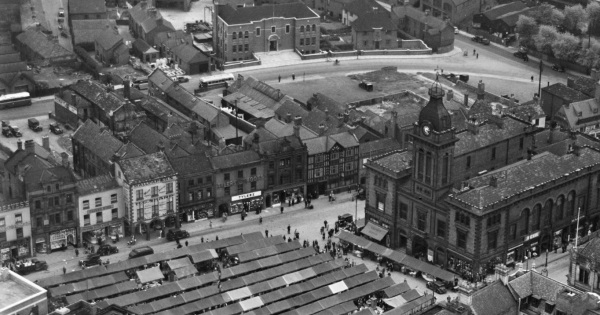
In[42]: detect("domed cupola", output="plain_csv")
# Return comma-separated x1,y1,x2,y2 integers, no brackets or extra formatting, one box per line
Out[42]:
418,80,452,132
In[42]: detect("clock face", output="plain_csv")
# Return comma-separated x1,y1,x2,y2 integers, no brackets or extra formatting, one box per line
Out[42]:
422,125,431,136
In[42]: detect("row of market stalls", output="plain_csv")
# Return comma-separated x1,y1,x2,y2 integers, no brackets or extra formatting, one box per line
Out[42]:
338,230,456,283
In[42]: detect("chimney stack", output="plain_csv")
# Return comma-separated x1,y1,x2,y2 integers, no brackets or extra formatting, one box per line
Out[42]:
293,124,300,138
494,264,509,285
17,139,23,151
25,140,35,154
123,80,131,100
477,80,485,100
42,136,50,151
390,111,398,140
294,116,302,126
286,112,292,123
464,94,469,107
148,7,158,18
467,120,479,135
61,151,69,168
319,123,326,136
446,89,454,101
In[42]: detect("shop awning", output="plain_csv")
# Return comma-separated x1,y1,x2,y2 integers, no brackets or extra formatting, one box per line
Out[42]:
401,289,422,302
383,295,407,308
136,267,164,284
190,249,218,263
174,265,198,279
167,257,192,270
328,281,348,294
361,222,388,241
240,296,264,312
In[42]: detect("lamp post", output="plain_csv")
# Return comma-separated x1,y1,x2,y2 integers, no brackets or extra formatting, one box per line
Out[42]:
354,184,359,228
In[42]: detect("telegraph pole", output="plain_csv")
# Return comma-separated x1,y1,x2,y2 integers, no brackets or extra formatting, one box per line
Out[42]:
538,59,543,97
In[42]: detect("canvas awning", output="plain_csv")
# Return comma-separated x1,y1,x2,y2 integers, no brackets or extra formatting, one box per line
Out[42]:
190,248,218,263
136,267,164,284
383,295,407,308
167,257,192,270
174,265,198,279
361,222,388,241
328,281,348,294
240,296,264,311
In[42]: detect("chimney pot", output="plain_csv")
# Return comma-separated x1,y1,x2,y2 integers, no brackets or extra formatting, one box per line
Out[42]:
42,136,50,151
17,139,23,151
25,140,35,154
294,116,302,126
61,151,69,168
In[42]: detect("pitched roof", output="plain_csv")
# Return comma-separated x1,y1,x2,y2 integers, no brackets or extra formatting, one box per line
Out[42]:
470,281,517,315
117,151,176,183
169,153,213,174
141,18,174,33
0,46,17,55
454,116,530,155
172,44,208,64
508,271,572,302
128,122,170,154
359,138,402,156
16,28,74,60
72,119,126,163
344,0,386,16
258,136,305,154
72,20,118,45
129,3,163,24
148,68,175,92
542,83,589,103
69,80,125,113
95,29,123,50
392,5,449,30
579,237,600,263
132,39,157,54
4,141,54,175
76,174,120,195
226,76,289,112
154,30,191,47
506,100,545,121
0,53,21,64
217,2,318,25
69,0,106,14
449,147,600,210
330,132,359,148
556,99,600,130
369,150,412,173
482,1,526,20
352,12,396,31
263,119,318,140
0,61,27,74
210,150,261,169
568,75,597,98
304,136,335,154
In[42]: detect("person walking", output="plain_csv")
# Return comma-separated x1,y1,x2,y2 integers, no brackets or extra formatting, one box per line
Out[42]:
476,53,479,59
75,248,79,257
287,224,291,234
259,216,263,224
63,266,67,274
473,49,476,55
278,75,281,82
185,240,188,247
280,205,284,214
265,229,269,237
292,73,296,80
531,75,534,82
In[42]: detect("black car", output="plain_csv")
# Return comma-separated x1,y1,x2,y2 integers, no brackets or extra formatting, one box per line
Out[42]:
166,229,190,241
426,281,448,294
471,35,490,45
28,118,42,132
9,126,21,137
79,254,102,268
97,244,119,256
49,122,63,135
14,259,48,275
129,246,154,259
2,126,11,137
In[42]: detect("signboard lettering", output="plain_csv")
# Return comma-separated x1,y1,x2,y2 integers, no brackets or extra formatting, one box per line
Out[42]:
231,191,262,202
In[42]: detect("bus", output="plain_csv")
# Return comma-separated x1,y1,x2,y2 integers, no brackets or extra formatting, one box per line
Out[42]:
199,73,235,90
0,92,32,108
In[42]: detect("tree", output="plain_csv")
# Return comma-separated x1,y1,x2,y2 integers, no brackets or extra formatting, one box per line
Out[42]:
551,32,581,62
534,25,559,55
516,15,539,47
563,5,587,35
578,38,600,67
586,2,600,37
527,3,557,25
549,8,565,28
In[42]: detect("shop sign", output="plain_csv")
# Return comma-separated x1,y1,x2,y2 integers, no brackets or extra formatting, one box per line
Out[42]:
80,219,123,232
524,231,540,241
427,249,434,262
35,238,45,244
50,228,75,250
18,245,28,256
369,218,380,224
232,191,262,202
0,248,9,253
6,221,30,230
86,204,115,214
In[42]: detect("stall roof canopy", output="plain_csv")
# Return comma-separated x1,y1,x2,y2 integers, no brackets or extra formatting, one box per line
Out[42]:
383,282,411,298
137,267,164,284
240,296,264,311
361,222,388,241
168,257,193,270
174,265,198,279
400,289,422,302
314,300,358,315
383,295,407,308
191,249,218,263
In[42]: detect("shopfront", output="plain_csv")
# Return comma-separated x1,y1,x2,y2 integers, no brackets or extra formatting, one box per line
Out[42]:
184,202,215,222
447,249,475,280
230,191,263,214
35,237,47,254
270,186,305,208
506,245,521,266
81,219,124,245
49,228,77,251
361,219,390,247
0,238,31,263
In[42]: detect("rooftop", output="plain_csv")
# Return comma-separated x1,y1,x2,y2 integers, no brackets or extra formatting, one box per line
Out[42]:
69,80,125,113
450,147,600,210
72,119,134,164
556,98,600,129
76,174,120,195
482,1,527,20
455,116,531,156
0,268,46,312
117,151,176,183
352,12,396,31
95,28,123,50
71,20,118,45
172,44,208,64
210,150,261,170
15,28,74,60
470,281,517,315
369,150,412,173
359,138,403,156
69,0,106,14
508,270,574,302
542,83,589,103
578,236,600,263
217,2,318,25
568,75,597,97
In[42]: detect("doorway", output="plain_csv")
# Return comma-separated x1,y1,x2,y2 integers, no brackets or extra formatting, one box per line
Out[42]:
375,41,380,49
269,40,277,51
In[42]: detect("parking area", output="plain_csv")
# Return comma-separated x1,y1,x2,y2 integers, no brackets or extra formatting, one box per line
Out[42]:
1,115,74,162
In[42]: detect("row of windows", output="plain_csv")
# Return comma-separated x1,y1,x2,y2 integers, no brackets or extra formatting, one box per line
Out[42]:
0,214,23,227
83,209,118,225
82,194,118,210
224,181,258,196
35,211,74,228
254,24,317,36
136,198,175,220
268,156,302,169
34,194,74,209
187,176,213,187
267,169,304,186
232,44,249,53
224,168,257,181
186,188,212,201
136,183,174,201
465,138,525,169
299,37,317,46
0,228,23,242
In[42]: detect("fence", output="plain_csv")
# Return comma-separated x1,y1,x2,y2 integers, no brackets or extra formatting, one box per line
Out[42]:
223,53,261,70
297,40,432,61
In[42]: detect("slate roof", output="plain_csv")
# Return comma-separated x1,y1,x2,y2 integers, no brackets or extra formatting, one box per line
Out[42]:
454,116,530,155
72,119,126,163
304,136,334,154
258,136,305,155
95,29,123,50
210,150,261,170
118,151,176,183
169,153,213,174
568,75,597,98
0,53,22,64
0,62,27,74
482,1,526,20
274,99,346,135
141,18,174,34
506,100,545,121
508,271,571,303
217,2,318,25
128,122,170,154
369,150,412,173
352,13,396,31
393,5,449,30
16,28,74,60
542,83,589,103
450,147,600,210
149,68,175,92
359,138,402,156
0,46,17,55
69,80,125,113
172,44,208,63
557,99,600,129
132,39,157,54
72,20,118,45
579,237,600,263
330,132,359,148
69,0,106,14
498,7,533,27
154,30,191,47
27,165,76,191
76,174,120,195
263,119,318,140
470,281,517,315
129,3,163,24
344,0,386,16
4,141,54,175
226,76,289,112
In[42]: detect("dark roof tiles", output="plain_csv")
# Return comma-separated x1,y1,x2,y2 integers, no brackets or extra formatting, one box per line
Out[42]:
217,3,318,25
542,83,589,103
210,150,261,170
369,150,412,173
76,174,120,195
72,119,125,163
118,151,176,183
470,281,517,315
69,0,106,14
455,116,530,155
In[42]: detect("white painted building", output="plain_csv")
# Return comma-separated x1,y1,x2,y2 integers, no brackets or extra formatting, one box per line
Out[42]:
0,200,32,262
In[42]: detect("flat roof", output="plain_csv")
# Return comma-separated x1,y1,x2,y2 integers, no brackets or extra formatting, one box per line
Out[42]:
0,270,44,310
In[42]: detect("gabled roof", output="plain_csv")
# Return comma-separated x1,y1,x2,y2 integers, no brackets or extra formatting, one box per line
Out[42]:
141,18,174,33
69,80,125,113
344,0,386,16
508,271,573,303
330,132,359,148
226,76,289,113
557,99,600,129
169,153,213,174
352,12,396,31
154,30,191,47
542,83,589,103
76,174,120,195
506,100,545,121
95,29,123,51
148,68,175,92
359,138,402,156
0,62,27,74
568,75,597,98
210,150,261,169
303,136,335,154
117,151,176,183
72,20,118,45
258,136,305,154
129,3,163,24
455,116,531,156
217,3,318,25
132,39,157,54
449,147,600,210
128,122,170,154
72,119,126,163
16,28,74,60
470,281,517,315
172,44,208,64
579,237,600,263
482,1,527,20
4,142,53,175
263,119,318,140
165,83,222,123
69,0,106,15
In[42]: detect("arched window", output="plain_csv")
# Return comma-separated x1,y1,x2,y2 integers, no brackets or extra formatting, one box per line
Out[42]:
238,32,243,39
232,32,237,39
417,149,424,181
556,195,564,221
567,191,576,216
244,31,248,38
300,25,305,33
520,208,530,236
532,204,541,231
425,152,432,184
312,24,316,31
543,199,553,227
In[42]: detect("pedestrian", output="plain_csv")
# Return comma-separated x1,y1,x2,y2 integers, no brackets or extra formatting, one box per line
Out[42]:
280,206,284,214
265,229,269,237
75,248,79,257
259,216,263,224
63,266,67,274
287,225,291,234
476,53,479,59
441,69,444,74
201,237,204,243
473,49,476,55
185,240,188,247
278,75,281,82
177,244,182,249
216,235,219,241
531,75,534,82
283,235,286,240
209,220,213,229
292,73,295,80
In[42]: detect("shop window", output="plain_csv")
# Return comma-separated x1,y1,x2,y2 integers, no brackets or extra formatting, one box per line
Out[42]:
111,194,117,204
225,173,230,181
487,230,498,250
96,212,103,223
15,213,22,223
136,189,143,200
167,182,173,193
207,188,212,197
35,200,41,209
457,229,467,249
238,170,244,178
399,202,408,219
225,187,231,196
83,200,90,210
67,211,73,221
251,181,257,191
251,168,257,176
112,208,118,219
417,211,426,231
66,194,73,203
16,228,23,238
188,179,195,186
237,183,244,194
95,197,102,207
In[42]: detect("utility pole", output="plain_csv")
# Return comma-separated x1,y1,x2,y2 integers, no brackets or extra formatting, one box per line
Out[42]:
538,59,543,97
235,99,239,145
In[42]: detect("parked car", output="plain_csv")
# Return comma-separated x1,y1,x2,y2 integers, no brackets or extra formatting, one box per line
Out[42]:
166,229,190,241
79,254,102,268
2,127,12,137
129,246,154,259
9,126,21,137
97,244,119,256
454,26,459,34
426,281,448,294
58,8,64,17
514,47,529,61
14,259,48,275
552,63,565,72
359,81,373,92
177,76,191,83
471,35,490,45
28,118,42,132
49,122,63,134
